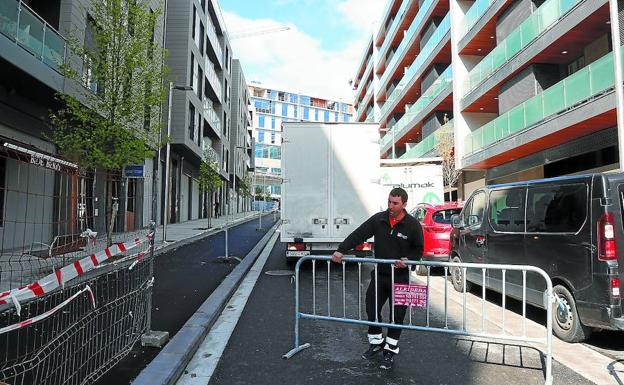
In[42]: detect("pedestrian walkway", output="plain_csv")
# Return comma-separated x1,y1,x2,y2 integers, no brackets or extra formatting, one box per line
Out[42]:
151,209,278,254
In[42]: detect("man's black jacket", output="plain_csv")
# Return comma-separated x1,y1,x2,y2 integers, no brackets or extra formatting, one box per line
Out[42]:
337,210,424,277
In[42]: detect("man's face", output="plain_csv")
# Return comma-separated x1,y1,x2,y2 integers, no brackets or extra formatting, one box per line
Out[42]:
387,195,407,218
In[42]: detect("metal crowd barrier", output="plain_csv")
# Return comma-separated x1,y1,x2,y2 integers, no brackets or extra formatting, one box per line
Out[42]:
283,256,553,385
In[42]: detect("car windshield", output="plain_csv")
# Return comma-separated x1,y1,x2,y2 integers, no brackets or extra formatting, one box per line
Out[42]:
432,208,462,224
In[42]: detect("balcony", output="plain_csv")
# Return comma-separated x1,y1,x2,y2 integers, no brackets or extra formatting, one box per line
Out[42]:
356,86,374,121
381,66,452,152
206,18,223,68
459,0,498,41
203,98,221,136
378,0,438,95
204,56,222,102
462,0,584,99
0,0,65,72
401,120,453,159
376,0,403,45
377,0,415,69
354,55,373,103
379,12,450,123
464,47,620,157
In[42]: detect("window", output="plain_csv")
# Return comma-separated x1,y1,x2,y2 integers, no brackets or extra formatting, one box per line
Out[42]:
271,167,281,174
188,102,195,141
343,113,350,122
413,207,427,222
432,209,462,224
271,117,275,129
324,110,330,122
300,96,310,106
465,191,486,227
259,115,265,128
526,184,587,233
334,112,338,122
315,109,319,121
304,107,309,120
258,131,265,142
199,21,205,54
282,103,288,117
190,53,196,92
489,188,526,232
270,131,275,144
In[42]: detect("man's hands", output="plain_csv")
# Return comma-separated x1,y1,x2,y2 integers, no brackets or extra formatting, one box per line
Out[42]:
331,251,344,263
395,257,409,268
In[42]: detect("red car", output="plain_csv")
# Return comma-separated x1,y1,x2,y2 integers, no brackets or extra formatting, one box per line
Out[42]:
411,202,463,274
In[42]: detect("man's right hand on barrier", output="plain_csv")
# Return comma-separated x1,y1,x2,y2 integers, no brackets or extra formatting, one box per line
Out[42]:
331,251,344,263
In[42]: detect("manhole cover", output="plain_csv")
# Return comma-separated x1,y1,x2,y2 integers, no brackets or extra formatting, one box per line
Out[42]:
265,270,294,276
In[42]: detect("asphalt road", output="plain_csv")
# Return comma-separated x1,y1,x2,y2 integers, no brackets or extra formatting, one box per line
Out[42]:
208,242,595,385
93,215,279,385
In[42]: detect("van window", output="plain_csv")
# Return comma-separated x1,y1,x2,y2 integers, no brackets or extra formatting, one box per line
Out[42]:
490,188,526,232
526,184,587,233
467,191,486,227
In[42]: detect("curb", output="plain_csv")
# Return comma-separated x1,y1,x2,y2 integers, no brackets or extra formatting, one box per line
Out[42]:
131,220,281,385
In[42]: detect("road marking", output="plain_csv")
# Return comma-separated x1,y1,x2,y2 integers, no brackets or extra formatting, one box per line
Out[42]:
175,229,280,385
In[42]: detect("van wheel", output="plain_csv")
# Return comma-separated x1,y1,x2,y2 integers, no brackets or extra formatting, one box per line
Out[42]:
552,285,592,343
450,256,472,293
415,264,428,276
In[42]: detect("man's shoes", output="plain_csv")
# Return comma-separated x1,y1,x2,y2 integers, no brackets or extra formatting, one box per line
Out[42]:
361,344,383,360
379,350,395,370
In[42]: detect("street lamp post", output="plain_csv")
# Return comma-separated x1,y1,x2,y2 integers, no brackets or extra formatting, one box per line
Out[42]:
163,82,192,242
380,127,396,159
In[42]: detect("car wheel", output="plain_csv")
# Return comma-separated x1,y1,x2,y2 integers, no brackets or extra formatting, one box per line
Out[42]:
415,264,428,276
552,284,592,343
450,256,472,293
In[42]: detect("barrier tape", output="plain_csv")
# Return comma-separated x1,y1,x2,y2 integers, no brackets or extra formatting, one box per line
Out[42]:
0,232,153,311
0,285,95,335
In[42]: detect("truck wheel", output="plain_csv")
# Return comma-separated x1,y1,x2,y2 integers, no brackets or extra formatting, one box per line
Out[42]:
552,284,592,343
450,256,472,293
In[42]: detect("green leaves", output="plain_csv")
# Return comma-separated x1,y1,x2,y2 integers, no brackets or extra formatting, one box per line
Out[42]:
51,0,167,171
199,160,223,193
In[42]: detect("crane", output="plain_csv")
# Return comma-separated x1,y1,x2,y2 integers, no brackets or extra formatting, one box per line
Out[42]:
229,26,291,40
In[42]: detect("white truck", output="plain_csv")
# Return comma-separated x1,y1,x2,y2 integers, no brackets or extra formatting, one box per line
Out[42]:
281,122,381,260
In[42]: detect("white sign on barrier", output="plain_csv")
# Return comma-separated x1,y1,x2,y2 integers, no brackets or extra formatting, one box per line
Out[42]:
394,284,428,307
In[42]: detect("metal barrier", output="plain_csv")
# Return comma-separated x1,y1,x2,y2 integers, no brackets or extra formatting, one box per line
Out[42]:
283,256,553,385
0,229,155,385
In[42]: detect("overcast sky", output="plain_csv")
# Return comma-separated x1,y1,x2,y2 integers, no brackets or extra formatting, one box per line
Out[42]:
219,0,386,103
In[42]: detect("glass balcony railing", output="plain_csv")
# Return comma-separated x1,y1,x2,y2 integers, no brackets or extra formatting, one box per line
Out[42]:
206,18,223,65
203,99,222,134
381,66,452,149
356,86,374,119
365,110,375,122
355,56,373,99
379,0,435,90
401,120,453,159
464,47,621,156
0,0,66,71
205,56,222,100
378,0,410,63
380,12,450,120
459,0,497,39
463,0,582,98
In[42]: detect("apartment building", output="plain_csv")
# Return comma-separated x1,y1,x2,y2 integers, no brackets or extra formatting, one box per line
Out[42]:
0,0,165,248
229,59,253,214
353,0,624,200
249,83,353,202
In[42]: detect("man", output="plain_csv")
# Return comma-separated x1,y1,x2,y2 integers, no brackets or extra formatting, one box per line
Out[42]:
331,187,423,370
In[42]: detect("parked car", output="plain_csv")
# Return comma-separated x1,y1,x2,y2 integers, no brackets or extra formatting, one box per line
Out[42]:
449,173,624,343
411,202,463,275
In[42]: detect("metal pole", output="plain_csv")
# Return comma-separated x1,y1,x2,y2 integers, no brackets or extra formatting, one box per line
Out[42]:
163,82,173,242
610,0,624,171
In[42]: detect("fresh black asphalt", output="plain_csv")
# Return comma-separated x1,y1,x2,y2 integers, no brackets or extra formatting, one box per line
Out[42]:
94,215,279,385
208,242,595,385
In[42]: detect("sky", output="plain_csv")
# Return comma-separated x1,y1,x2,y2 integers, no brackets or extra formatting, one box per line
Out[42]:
219,0,386,103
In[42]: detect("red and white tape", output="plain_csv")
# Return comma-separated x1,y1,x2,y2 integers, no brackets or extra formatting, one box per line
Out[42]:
0,285,95,335
0,233,153,310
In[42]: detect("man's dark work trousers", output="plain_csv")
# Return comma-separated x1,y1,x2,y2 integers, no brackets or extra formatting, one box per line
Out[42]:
365,270,408,341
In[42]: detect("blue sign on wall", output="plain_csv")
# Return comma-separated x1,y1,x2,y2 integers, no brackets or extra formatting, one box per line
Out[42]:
124,165,144,178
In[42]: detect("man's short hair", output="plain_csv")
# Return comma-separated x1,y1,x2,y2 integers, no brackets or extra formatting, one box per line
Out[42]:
389,187,408,203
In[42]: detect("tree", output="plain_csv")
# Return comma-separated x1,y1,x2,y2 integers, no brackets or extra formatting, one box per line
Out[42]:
434,128,460,199
198,158,223,228
50,0,167,244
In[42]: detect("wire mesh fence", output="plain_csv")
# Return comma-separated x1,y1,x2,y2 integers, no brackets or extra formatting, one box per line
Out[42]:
0,142,157,385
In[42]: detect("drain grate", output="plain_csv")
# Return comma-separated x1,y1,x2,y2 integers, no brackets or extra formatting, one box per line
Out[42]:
265,270,294,276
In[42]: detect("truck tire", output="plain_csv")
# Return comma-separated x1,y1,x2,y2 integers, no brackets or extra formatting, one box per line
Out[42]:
552,284,592,343
450,256,472,293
